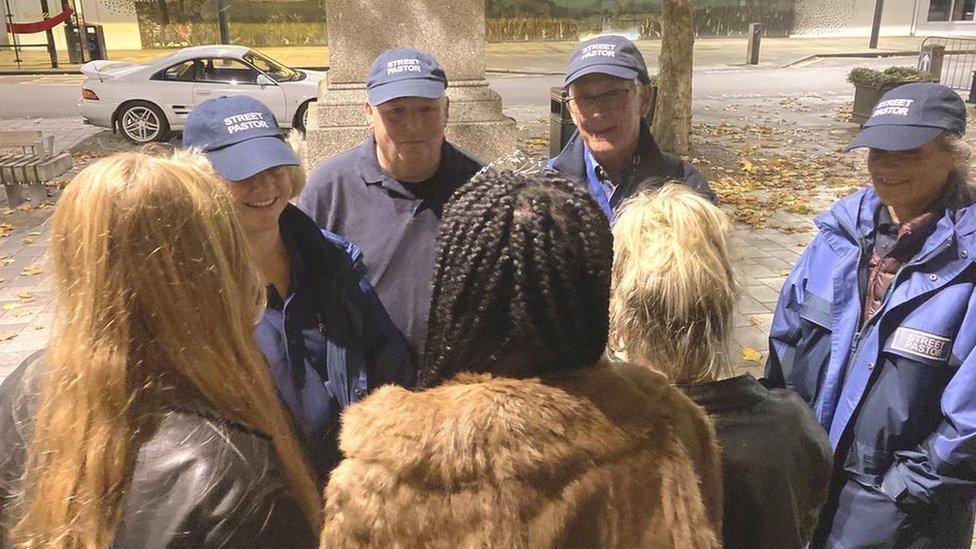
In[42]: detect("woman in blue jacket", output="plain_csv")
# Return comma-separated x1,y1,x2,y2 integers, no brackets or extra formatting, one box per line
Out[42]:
183,96,412,483
767,82,976,547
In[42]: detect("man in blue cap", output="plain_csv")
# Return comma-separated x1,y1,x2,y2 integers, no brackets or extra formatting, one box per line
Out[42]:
766,82,976,547
299,48,483,360
548,35,714,220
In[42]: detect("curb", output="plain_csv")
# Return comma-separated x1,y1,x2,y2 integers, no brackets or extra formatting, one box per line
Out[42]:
0,51,926,76
1,65,564,77
0,68,81,75
485,68,563,76
781,50,918,68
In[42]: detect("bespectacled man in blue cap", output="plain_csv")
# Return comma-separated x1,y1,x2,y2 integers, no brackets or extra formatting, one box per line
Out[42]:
547,35,714,220
766,82,976,548
298,48,484,360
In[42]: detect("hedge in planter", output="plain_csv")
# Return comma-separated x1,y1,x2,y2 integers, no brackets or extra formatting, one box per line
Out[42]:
848,66,931,125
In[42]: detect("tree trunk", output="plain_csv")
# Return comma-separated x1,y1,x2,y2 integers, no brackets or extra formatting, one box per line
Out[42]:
651,0,694,156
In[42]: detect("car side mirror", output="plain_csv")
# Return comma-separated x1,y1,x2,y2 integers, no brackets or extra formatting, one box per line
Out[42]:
256,74,273,87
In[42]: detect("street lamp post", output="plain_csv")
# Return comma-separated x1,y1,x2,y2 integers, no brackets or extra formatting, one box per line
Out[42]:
869,0,884,49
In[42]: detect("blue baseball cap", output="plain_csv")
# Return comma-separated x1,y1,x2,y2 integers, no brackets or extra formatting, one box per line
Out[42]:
846,82,966,152
366,48,448,106
565,35,649,86
183,96,299,182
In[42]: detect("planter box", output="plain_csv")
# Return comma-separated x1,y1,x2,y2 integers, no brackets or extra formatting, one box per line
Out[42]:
851,80,931,125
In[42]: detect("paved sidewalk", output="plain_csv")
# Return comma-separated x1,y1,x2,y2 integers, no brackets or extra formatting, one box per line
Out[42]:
0,117,118,380
1,36,926,74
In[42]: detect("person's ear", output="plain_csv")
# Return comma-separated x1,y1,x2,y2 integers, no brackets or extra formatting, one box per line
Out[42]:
364,102,375,125
638,83,653,117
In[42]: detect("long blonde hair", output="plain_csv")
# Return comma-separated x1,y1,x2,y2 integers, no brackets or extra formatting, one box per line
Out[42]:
609,184,737,384
9,151,320,546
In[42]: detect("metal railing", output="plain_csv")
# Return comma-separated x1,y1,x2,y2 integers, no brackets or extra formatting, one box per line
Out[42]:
920,36,976,91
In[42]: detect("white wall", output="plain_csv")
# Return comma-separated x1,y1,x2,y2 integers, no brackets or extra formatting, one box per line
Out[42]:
792,0,920,37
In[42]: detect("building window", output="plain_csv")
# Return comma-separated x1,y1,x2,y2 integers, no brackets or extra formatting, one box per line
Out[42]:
929,0,976,21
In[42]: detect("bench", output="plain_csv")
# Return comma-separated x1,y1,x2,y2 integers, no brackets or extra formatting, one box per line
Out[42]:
0,131,73,207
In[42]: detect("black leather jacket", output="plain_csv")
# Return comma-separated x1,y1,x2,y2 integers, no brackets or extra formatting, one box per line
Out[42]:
0,352,316,548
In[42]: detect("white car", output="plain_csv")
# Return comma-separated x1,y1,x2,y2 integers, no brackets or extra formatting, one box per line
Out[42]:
78,45,325,143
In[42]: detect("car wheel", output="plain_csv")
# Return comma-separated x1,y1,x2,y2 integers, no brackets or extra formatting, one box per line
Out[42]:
295,100,314,135
117,101,170,144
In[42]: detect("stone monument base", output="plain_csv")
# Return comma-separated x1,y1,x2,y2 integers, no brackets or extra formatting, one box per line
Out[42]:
305,79,517,169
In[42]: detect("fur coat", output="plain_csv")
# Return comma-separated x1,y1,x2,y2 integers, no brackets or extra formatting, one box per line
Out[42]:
321,360,722,548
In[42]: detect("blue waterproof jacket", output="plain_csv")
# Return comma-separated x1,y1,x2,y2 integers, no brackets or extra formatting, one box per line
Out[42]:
766,187,976,548
255,205,412,482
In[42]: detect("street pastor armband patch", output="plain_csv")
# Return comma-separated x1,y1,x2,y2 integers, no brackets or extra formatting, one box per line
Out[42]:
890,327,952,362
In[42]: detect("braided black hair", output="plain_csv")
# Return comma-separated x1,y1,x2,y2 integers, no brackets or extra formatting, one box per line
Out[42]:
417,169,613,389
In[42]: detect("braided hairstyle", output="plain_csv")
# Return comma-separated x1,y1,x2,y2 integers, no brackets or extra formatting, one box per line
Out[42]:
418,169,613,389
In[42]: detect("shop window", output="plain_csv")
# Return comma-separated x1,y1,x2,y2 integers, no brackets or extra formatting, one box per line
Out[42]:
929,0,976,20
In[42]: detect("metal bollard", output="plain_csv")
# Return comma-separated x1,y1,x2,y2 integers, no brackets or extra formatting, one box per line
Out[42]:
746,23,764,65
918,44,945,82
969,71,976,104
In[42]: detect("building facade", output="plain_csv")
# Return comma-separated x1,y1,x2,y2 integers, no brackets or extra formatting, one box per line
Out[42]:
793,0,976,37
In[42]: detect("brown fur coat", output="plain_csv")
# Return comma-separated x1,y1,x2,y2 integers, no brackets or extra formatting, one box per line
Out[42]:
321,360,722,548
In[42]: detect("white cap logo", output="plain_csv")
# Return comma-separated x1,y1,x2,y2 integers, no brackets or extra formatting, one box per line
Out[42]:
872,99,914,117
387,58,421,74
580,43,617,60
224,112,270,134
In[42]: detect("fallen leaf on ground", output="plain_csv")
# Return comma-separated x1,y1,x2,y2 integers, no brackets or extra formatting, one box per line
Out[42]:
13,309,31,317
1,209,14,216
20,265,42,277
779,269,791,277
16,204,31,212
748,315,766,327
2,302,21,311
26,232,41,237
0,333,17,341
21,238,34,245
18,292,33,303
742,347,763,362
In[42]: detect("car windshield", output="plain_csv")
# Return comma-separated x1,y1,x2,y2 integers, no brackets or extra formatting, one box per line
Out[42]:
244,50,301,82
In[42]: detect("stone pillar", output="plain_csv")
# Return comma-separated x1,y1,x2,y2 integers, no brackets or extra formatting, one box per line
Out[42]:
305,0,517,167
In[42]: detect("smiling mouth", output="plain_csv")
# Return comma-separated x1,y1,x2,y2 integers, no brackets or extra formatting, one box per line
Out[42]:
246,197,277,208
588,126,616,137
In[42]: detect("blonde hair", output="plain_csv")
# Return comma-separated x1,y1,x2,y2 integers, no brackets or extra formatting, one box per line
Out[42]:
609,184,737,384
10,151,320,546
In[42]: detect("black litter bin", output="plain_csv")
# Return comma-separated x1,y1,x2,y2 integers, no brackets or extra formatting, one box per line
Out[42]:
64,24,85,64
549,86,577,158
85,24,108,61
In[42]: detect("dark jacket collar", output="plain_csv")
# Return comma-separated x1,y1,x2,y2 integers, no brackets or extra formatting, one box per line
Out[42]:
550,118,672,183
278,204,355,299
678,374,769,414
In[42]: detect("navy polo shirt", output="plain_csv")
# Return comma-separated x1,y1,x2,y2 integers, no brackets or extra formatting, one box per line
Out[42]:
298,135,483,358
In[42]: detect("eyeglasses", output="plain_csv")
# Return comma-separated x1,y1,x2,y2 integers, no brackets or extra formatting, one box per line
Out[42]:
565,87,634,112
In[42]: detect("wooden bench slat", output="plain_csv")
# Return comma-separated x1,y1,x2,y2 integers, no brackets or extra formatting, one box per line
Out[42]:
0,131,71,206
0,131,43,149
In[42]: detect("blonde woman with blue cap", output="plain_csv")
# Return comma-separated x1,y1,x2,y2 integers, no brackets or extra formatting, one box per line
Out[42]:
183,96,412,484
